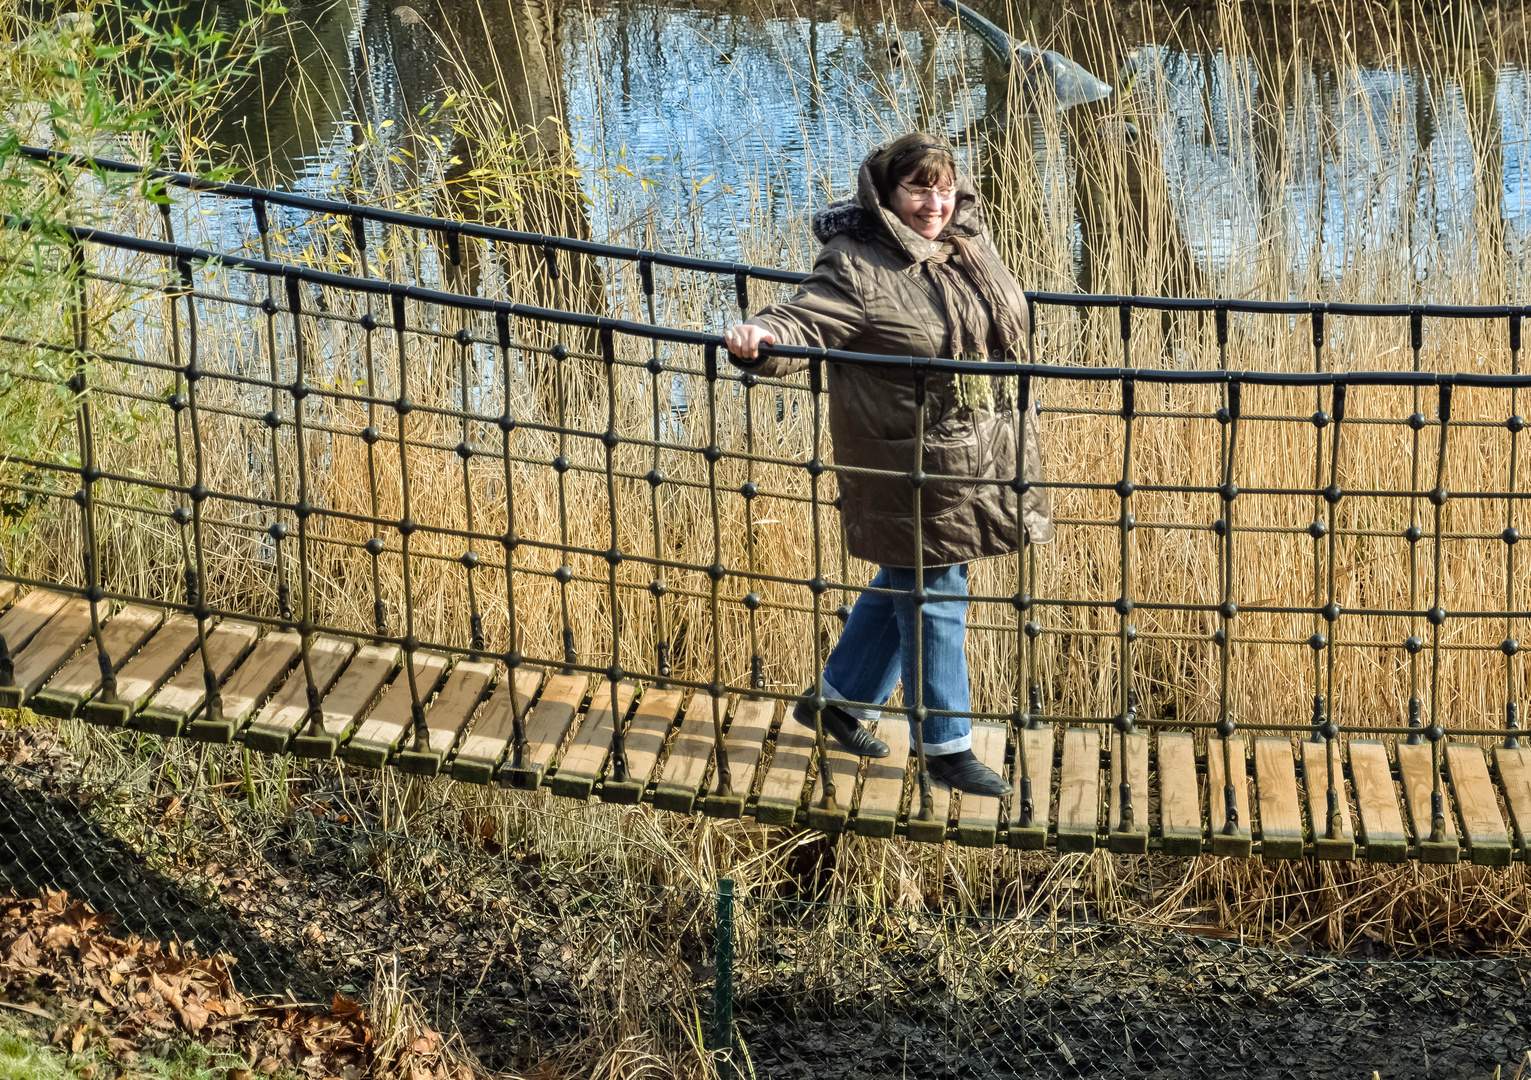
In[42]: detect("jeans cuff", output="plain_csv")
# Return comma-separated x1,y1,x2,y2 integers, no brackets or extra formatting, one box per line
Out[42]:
819,676,881,723
922,733,971,755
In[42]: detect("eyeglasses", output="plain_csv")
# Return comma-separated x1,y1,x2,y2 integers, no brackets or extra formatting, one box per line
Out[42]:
898,181,957,202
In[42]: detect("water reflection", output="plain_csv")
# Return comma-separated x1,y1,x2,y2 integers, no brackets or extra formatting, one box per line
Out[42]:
206,0,1531,299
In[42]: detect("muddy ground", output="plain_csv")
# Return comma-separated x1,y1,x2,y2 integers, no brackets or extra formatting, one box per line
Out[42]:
1,722,1527,1079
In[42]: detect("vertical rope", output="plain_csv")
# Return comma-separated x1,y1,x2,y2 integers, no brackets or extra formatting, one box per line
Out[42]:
1504,314,1523,749
350,211,388,631
156,207,197,621
1114,302,1137,832
251,199,293,624
1319,379,1348,840
704,342,732,796
496,311,528,764
1013,370,1034,827
456,328,485,651
66,242,110,700
283,275,325,736
155,205,223,728
1405,310,1426,743
741,368,764,692
910,367,930,822
1023,303,1043,733
345,209,387,636
602,327,628,782
1306,309,1329,750
551,340,576,671
808,356,835,810
1215,303,1241,834
176,256,225,730
389,290,428,749
360,311,387,636
1427,378,1454,844
639,259,672,683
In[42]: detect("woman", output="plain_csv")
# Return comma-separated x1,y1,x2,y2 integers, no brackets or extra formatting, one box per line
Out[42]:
723,133,1054,797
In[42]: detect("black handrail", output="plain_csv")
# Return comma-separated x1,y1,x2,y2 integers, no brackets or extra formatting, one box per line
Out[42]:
21,144,1531,322
18,216,1531,389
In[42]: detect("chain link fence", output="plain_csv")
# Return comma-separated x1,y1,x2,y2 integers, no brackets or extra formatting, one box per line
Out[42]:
2,718,1529,1079
725,893,1531,1079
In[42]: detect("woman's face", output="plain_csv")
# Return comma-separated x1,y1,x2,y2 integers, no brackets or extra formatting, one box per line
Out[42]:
888,169,957,240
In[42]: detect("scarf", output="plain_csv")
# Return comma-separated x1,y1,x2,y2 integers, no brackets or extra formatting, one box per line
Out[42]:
924,234,1025,410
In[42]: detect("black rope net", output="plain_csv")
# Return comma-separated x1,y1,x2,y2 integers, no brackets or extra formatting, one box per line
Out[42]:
0,148,1528,854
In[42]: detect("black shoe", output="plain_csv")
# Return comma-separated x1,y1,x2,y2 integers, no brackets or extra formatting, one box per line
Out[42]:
793,697,890,758
926,749,1012,796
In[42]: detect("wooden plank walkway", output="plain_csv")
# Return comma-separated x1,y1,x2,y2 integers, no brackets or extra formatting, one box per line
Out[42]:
9,585,1531,863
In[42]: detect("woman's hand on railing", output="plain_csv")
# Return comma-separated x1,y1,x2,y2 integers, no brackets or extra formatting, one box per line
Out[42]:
723,323,774,360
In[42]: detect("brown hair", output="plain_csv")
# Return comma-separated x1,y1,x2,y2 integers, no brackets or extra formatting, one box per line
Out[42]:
872,132,956,205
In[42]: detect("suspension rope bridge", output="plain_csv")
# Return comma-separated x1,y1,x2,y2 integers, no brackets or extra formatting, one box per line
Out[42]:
2,147,1530,863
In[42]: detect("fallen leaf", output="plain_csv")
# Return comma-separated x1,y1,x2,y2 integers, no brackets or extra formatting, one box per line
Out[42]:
0,1000,55,1020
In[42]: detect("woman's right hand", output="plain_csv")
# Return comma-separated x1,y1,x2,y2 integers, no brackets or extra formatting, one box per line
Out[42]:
723,323,775,360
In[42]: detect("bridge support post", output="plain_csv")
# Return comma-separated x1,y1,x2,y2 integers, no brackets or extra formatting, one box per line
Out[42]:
712,878,735,1080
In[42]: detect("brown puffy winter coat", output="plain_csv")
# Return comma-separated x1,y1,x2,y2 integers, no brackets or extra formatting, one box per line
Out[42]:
735,154,1054,568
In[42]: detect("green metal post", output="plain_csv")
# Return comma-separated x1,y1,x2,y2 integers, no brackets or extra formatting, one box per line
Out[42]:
713,878,735,1080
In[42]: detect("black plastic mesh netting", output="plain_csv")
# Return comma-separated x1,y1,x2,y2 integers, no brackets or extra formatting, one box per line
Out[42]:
2,721,1528,1079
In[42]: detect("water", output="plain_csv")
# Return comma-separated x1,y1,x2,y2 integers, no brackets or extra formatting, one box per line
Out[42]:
197,0,1531,297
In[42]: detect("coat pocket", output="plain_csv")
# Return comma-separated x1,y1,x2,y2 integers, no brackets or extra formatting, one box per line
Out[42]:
834,427,977,522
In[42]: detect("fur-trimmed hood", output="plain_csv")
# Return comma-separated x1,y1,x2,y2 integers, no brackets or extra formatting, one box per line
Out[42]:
810,144,988,264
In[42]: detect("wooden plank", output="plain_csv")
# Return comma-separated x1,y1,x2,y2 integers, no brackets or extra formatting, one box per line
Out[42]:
1207,735,1252,857
241,637,357,752
1397,741,1460,863
290,644,400,758
907,754,956,845
498,672,587,789
1301,738,1355,860
137,622,261,736
0,582,18,609
0,598,101,709
547,680,638,799
396,660,496,775
956,723,1009,848
1348,741,1408,863
1446,743,1512,867
450,667,545,785
600,687,685,803
1156,732,1202,856
1107,730,1149,854
1009,726,1054,850
752,707,817,827
188,631,302,743
1056,728,1101,852
807,716,869,835
703,697,779,818
1492,746,1531,856
856,721,911,839
0,589,70,658
654,692,727,814
1253,737,1304,860
83,614,200,728
342,651,452,768
32,605,164,719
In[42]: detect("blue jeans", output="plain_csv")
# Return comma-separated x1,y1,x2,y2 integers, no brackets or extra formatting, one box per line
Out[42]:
815,564,971,754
